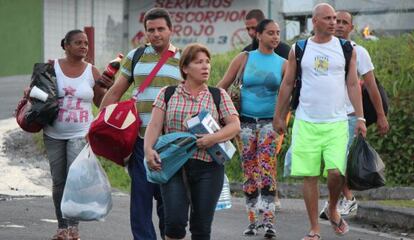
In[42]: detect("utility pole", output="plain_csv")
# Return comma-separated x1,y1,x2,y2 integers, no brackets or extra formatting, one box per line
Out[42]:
272,0,286,41
315,0,335,7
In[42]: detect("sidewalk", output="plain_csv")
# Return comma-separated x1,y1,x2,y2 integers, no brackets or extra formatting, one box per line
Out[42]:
357,201,414,232
230,182,414,232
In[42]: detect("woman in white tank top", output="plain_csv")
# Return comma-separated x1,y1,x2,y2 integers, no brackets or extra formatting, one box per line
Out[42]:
41,29,113,240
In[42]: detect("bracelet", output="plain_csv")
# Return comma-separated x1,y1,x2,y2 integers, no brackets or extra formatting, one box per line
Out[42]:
357,117,366,122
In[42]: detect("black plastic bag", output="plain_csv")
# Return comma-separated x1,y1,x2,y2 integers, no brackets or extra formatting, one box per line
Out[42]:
347,134,386,190
26,63,59,125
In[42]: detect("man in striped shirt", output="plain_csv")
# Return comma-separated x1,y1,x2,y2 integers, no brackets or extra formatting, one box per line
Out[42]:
100,8,181,240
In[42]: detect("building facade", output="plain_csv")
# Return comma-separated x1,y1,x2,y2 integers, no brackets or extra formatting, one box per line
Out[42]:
1,0,413,77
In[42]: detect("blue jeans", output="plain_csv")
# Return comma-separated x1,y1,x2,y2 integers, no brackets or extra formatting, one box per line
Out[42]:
161,159,224,240
43,134,86,229
128,138,164,240
347,115,358,152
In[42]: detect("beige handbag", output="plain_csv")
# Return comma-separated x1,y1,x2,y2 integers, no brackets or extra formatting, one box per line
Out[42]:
227,51,249,112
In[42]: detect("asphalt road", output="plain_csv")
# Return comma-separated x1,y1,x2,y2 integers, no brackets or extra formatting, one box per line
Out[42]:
0,75,30,120
0,195,407,240
0,75,410,240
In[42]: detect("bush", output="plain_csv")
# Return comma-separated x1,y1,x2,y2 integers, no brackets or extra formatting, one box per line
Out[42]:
365,92,414,186
359,33,414,186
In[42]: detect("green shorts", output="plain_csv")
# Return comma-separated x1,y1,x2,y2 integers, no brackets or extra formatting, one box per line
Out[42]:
291,119,348,177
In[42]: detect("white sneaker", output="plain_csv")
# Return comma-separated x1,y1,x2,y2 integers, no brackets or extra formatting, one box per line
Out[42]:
339,197,358,216
319,199,343,220
319,201,329,220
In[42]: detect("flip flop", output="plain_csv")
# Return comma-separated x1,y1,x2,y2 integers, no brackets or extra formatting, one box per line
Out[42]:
330,217,349,235
301,233,322,240
324,207,349,235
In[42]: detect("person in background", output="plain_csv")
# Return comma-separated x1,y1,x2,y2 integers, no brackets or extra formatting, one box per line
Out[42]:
243,9,291,60
242,9,289,212
217,19,286,238
42,29,113,240
99,8,181,240
319,10,389,219
273,3,366,239
145,43,240,240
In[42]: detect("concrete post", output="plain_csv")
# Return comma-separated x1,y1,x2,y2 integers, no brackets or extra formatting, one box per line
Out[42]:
272,0,286,41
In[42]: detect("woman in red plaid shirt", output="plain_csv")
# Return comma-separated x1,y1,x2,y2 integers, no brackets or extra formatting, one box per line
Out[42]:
144,43,240,240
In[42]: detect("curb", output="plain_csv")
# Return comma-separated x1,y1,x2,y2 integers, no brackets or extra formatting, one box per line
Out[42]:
230,182,414,200
230,181,414,233
357,202,414,231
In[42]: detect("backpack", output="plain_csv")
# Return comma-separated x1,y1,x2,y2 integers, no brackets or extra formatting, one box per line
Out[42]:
164,86,221,112
290,38,353,110
362,77,389,126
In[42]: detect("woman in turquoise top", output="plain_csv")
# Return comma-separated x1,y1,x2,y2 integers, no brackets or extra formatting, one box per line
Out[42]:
217,19,286,238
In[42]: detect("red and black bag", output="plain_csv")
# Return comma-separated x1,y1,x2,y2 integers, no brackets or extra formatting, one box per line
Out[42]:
15,63,59,132
15,97,43,133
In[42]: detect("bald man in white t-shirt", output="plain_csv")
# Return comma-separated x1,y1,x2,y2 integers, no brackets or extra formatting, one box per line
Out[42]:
273,4,367,240
318,10,389,220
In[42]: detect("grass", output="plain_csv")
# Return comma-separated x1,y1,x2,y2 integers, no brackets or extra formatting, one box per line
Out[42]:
377,200,414,208
32,132,45,154
99,159,130,193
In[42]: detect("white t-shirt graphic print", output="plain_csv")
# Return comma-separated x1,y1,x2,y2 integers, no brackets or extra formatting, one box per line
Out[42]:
43,60,94,139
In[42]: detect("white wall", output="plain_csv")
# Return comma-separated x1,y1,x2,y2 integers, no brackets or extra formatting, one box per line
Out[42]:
43,0,124,68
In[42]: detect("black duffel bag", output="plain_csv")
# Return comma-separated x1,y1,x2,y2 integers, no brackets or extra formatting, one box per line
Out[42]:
362,78,389,126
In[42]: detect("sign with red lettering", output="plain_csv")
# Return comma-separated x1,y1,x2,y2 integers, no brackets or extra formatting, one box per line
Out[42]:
129,0,267,53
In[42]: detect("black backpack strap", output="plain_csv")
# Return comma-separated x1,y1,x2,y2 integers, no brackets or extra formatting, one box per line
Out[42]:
295,39,308,80
290,39,308,110
129,45,147,84
339,38,353,80
164,85,177,106
207,86,221,112
164,86,221,113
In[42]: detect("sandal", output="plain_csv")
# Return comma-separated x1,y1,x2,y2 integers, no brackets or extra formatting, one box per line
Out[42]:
324,206,349,235
51,228,68,240
302,233,322,240
330,217,349,235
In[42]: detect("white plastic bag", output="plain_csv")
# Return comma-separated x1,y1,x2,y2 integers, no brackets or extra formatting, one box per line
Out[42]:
61,144,112,221
215,174,232,211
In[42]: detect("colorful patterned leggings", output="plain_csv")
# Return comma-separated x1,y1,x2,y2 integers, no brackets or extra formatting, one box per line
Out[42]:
238,120,281,224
